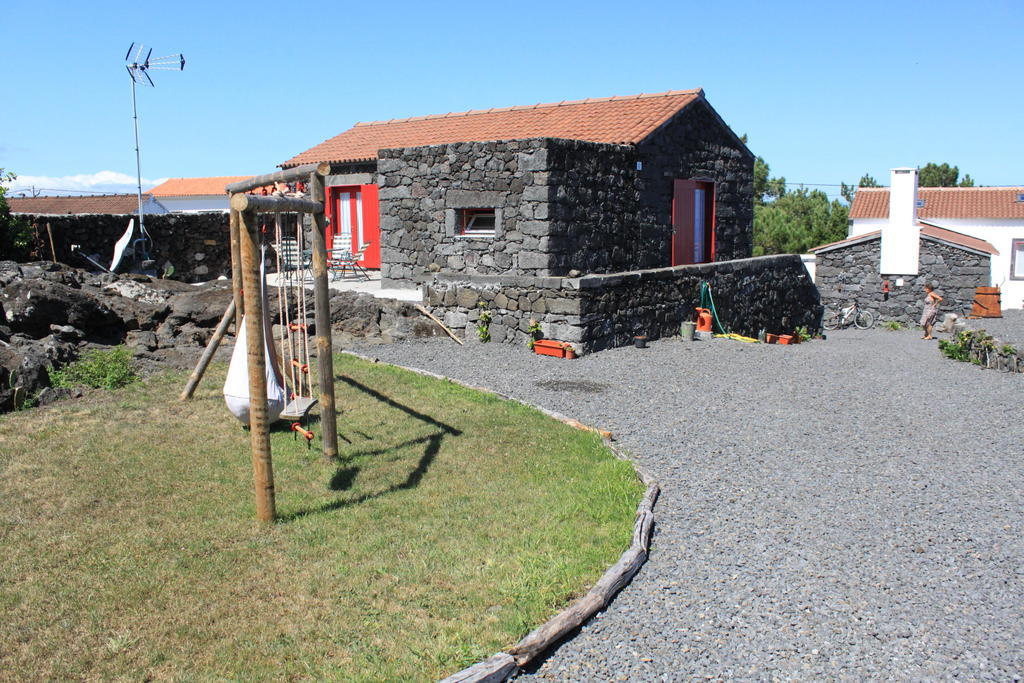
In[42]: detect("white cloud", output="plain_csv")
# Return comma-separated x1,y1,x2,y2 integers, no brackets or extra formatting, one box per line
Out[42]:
4,171,169,196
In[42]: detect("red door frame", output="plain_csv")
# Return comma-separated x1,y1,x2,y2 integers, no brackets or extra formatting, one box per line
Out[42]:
325,184,380,269
671,179,715,265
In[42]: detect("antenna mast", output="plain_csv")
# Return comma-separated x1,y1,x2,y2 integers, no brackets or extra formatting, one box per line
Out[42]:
125,43,185,263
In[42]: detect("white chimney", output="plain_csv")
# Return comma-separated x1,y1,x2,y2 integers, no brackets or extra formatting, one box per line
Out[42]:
880,167,920,274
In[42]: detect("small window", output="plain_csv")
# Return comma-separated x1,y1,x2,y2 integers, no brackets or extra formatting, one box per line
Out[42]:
1016,193,1024,202
1011,239,1024,280
460,209,496,236
915,199,926,208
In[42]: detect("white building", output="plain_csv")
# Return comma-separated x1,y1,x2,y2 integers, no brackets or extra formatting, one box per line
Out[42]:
148,176,256,213
848,170,1024,309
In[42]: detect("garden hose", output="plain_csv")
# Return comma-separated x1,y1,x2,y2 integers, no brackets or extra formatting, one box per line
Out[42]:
698,282,728,335
714,333,760,343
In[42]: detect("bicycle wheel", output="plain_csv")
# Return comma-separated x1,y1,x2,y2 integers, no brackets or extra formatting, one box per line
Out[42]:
855,310,876,329
823,312,840,330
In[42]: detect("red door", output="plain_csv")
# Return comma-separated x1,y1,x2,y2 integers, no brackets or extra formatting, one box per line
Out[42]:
325,184,380,268
671,179,715,265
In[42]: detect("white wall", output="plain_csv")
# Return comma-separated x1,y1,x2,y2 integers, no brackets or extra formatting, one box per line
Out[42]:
849,218,887,238
156,196,230,213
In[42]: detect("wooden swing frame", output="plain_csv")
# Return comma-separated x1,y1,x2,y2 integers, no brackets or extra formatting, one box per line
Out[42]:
180,163,336,522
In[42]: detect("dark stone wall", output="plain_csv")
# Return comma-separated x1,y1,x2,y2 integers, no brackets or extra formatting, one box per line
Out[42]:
17,213,231,282
815,237,990,322
424,255,820,353
545,139,653,273
376,139,551,286
636,98,755,262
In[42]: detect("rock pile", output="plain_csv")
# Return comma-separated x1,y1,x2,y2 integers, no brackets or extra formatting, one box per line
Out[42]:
0,261,438,413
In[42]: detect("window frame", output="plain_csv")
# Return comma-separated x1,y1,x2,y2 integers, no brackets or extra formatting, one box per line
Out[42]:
1011,238,1024,281
458,208,498,237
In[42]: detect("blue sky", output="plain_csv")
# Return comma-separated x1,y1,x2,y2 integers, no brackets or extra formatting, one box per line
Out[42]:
2,0,1021,199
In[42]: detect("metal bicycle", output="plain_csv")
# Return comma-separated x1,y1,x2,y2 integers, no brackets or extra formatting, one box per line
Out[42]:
823,301,876,330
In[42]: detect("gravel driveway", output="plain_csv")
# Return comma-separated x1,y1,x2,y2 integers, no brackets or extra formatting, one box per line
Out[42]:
352,328,1023,680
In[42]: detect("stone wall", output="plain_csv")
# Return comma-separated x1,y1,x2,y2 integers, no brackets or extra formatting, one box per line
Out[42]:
377,139,551,286
635,98,755,263
424,255,820,353
18,213,231,282
816,237,990,322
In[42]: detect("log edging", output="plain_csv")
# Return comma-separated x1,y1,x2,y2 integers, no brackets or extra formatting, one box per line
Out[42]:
338,351,660,683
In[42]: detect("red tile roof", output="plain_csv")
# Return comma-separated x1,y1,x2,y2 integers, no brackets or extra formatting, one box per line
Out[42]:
850,187,1024,219
282,89,705,168
8,194,156,215
148,176,258,196
811,223,998,255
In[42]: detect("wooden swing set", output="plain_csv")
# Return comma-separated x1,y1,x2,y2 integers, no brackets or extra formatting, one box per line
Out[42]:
181,162,337,522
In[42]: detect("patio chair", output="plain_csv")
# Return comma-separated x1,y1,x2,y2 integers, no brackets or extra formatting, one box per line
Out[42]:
328,242,371,281
278,237,311,281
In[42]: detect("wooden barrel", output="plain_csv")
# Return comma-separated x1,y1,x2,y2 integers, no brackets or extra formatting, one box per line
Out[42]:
971,286,1002,318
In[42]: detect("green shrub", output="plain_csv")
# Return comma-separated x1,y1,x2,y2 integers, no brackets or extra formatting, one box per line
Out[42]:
50,346,139,390
883,320,904,331
475,302,492,343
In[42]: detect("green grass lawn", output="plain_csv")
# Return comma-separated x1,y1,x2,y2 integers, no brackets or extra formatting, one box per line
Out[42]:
0,354,643,681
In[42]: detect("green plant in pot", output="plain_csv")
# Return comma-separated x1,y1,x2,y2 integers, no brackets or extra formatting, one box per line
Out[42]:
526,318,542,350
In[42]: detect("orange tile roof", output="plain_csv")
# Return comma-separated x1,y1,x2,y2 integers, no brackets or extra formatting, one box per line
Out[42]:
920,223,999,255
148,176,259,196
811,223,997,255
282,89,705,168
850,186,1024,219
8,194,157,215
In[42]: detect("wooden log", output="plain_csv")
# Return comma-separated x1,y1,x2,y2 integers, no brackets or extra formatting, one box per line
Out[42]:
230,193,322,214
508,546,647,666
46,222,57,263
309,172,338,461
414,304,464,345
238,208,276,523
180,299,236,400
439,653,517,683
224,162,329,194
229,209,244,335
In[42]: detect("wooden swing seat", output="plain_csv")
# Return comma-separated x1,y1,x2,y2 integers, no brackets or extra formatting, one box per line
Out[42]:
279,396,318,421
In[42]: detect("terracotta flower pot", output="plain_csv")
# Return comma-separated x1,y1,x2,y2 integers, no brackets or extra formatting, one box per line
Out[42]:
765,333,778,344
778,334,794,345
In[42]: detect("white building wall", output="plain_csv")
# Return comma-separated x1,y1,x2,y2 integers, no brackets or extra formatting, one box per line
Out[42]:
848,218,887,238
156,196,230,213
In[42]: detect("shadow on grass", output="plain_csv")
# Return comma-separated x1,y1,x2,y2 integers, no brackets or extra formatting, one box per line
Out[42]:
279,376,461,522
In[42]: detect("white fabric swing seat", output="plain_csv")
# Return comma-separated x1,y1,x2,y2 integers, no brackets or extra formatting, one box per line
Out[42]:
223,248,286,425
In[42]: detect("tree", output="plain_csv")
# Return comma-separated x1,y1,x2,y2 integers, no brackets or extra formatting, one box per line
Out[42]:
744,136,847,255
741,134,786,206
754,188,848,256
840,174,879,204
919,162,974,187
0,169,34,261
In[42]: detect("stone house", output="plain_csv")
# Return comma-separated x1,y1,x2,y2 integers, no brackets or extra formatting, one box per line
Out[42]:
282,88,754,284
845,178,1024,310
281,89,822,350
813,168,997,323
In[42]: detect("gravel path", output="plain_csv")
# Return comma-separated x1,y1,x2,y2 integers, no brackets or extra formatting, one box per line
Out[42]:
351,329,1023,680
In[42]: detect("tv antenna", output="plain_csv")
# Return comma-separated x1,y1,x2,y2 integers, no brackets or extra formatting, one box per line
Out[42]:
125,43,185,265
